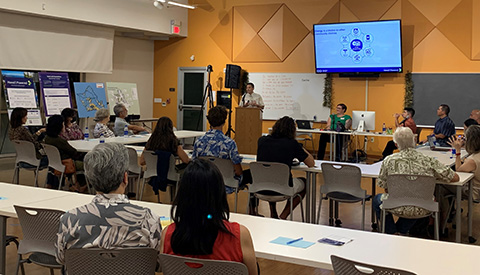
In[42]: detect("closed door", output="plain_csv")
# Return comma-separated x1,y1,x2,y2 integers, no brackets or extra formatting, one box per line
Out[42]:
177,67,207,131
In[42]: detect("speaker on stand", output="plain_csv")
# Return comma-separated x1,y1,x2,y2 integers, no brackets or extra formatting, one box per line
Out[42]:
224,64,241,137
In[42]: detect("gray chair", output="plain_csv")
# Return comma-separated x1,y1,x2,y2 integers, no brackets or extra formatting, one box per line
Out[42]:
13,205,65,275
316,163,370,230
200,156,241,212
296,133,315,157
12,140,47,187
331,255,416,275
42,144,71,190
65,248,158,275
381,174,439,240
127,147,143,199
249,161,304,221
139,150,179,202
159,254,248,275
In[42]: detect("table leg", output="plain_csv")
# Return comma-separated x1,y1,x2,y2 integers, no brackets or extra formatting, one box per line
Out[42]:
305,172,311,223
311,172,317,224
329,134,333,161
456,185,462,243
468,180,476,243
371,178,377,229
0,216,6,275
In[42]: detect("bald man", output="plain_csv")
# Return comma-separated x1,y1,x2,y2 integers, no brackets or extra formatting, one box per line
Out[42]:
470,109,480,124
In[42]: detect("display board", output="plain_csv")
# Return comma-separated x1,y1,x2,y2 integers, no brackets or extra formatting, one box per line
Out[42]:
106,82,140,115
248,73,330,121
73,82,108,118
39,72,72,116
412,73,480,126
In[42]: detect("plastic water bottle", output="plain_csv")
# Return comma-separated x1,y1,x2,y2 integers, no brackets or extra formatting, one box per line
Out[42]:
382,123,386,134
451,148,456,159
99,133,105,143
123,124,129,138
84,126,89,140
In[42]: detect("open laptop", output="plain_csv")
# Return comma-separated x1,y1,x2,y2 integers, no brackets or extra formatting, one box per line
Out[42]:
427,135,451,151
296,120,312,129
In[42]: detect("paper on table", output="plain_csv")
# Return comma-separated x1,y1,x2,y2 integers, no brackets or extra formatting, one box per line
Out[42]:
270,237,315,248
318,235,353,246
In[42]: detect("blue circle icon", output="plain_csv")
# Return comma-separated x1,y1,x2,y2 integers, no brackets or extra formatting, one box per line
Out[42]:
350,39,363,52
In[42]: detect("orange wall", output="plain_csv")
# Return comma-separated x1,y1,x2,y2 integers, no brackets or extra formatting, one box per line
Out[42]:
154,0,480,156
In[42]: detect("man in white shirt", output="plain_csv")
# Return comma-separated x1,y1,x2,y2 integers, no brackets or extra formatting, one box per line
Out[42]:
239,82,264,109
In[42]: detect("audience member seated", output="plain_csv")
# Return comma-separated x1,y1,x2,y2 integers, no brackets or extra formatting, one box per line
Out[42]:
192,105,251,194
317,103,351,161
421,104,455,146
373,127,459,235
469,109,480,124
449,125,480,202
463,118,478,130
60,108,84,140
380,107,417,160
160,159,258,275
8,107,47,167
55,143,162,268
113,103,147,136
257,116,315,219
44,115,86,191
93,108,115,138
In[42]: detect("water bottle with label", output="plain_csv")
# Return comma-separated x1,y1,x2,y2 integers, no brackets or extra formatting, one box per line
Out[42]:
451,148,456,159
84,126,89,141
382,123,386,134
100,133,105,143
123,124,129,138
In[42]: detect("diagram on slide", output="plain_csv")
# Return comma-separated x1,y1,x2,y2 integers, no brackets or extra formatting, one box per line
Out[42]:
339,27,374,64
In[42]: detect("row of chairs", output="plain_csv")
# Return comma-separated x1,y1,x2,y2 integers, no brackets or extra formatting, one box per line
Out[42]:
12,204,415,275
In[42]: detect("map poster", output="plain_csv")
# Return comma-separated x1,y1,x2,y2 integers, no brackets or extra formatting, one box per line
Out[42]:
1,70,43,126
39,72,72,116
73,82,108,118
106,82,140,115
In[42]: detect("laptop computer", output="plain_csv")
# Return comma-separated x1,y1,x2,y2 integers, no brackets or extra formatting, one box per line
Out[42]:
296,120,312,129
427,135,451,151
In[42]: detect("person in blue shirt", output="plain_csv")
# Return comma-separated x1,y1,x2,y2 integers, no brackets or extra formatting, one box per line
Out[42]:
421,104,455,147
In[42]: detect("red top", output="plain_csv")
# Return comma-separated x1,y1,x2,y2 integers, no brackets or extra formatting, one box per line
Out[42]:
402,117,417,134
163,221,243,263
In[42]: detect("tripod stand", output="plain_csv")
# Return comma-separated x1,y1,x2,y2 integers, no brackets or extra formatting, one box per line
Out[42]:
225,88,235,137
195,65,214,132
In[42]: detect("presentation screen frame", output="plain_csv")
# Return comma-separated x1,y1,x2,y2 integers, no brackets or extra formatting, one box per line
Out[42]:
313,20,403,74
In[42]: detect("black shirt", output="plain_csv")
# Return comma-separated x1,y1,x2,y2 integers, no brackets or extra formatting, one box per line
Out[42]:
257,135,308,185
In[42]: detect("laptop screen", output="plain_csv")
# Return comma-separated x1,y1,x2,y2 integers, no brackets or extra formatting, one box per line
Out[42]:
296,120,311,129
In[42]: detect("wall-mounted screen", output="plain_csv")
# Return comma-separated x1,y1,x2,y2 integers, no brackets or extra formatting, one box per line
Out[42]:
313,20,402,74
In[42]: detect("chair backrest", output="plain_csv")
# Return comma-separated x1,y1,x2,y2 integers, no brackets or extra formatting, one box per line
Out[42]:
383,174,437,212
14,205,64,243
42,144,64,173
143,150,179,181
320,163,366,198
415,127,422,144
159,254,248,275
200,156,238,188
65,248,157,275
12,140,40,166
331,255,416,275
249,161,294,196
127,147,142,174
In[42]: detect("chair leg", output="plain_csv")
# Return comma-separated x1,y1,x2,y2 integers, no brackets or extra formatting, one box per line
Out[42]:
12,166,18,184
297,194,305,222
361,199,366,231
139,178,146,200
381,210,386,233
290,197,294,221
233,188,238,213
58,172,64,190
34,166,40,187
316,194,323,224
15,254,23,275
328,199,334,226
442,197,455,234
434,212,440,240
50,268,55,275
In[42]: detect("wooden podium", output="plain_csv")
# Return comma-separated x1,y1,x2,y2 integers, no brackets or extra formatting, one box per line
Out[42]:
235,107,262,154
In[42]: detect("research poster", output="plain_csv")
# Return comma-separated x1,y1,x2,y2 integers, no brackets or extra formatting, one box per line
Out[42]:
73,82,108,118
39,72,72,116
106,82,140,115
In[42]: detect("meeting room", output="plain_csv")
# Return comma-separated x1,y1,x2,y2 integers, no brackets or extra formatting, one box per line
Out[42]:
1,0,480,274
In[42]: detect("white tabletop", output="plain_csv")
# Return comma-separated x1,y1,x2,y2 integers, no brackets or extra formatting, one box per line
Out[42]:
2,183,478,274
416,145,467,167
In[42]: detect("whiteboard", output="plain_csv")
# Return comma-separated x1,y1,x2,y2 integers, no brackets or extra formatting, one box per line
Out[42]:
248,73,330,121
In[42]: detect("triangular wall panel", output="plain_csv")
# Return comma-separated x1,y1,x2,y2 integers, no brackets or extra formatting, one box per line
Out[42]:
232,8,258,60
234,4,282,33
409,0,462,25
209,9,233,59
437,0,472,59
341,0,398,21
233,35,281,62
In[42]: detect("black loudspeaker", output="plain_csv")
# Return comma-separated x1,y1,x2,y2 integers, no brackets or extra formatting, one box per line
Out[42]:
225,64,241,89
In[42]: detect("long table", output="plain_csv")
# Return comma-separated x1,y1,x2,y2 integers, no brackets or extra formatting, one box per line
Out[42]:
69,130,205,152
1,183,479,274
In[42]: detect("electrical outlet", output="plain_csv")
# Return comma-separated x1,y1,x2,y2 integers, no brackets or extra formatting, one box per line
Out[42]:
370,137,374,143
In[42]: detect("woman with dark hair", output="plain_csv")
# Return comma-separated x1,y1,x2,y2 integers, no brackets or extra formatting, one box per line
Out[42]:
60,108,84,140
256,116,315,219
463,118,478,130
449,125,480,202
140,117,189,165
44,115,86,190
317,103,352,161
8,107,47,165
160,159,258,275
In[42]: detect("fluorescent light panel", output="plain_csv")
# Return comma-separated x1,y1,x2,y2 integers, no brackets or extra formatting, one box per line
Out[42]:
167,1,196,9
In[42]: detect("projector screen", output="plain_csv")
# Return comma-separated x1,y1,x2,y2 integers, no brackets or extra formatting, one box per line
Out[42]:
313,20,402,74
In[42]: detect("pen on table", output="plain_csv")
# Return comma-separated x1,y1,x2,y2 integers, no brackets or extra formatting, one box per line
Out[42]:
286,237,303,245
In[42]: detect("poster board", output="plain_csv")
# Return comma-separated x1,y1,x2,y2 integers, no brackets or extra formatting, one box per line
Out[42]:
73,82,108,118
106,82,140,115
39,72,72,116
248,73,330,121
